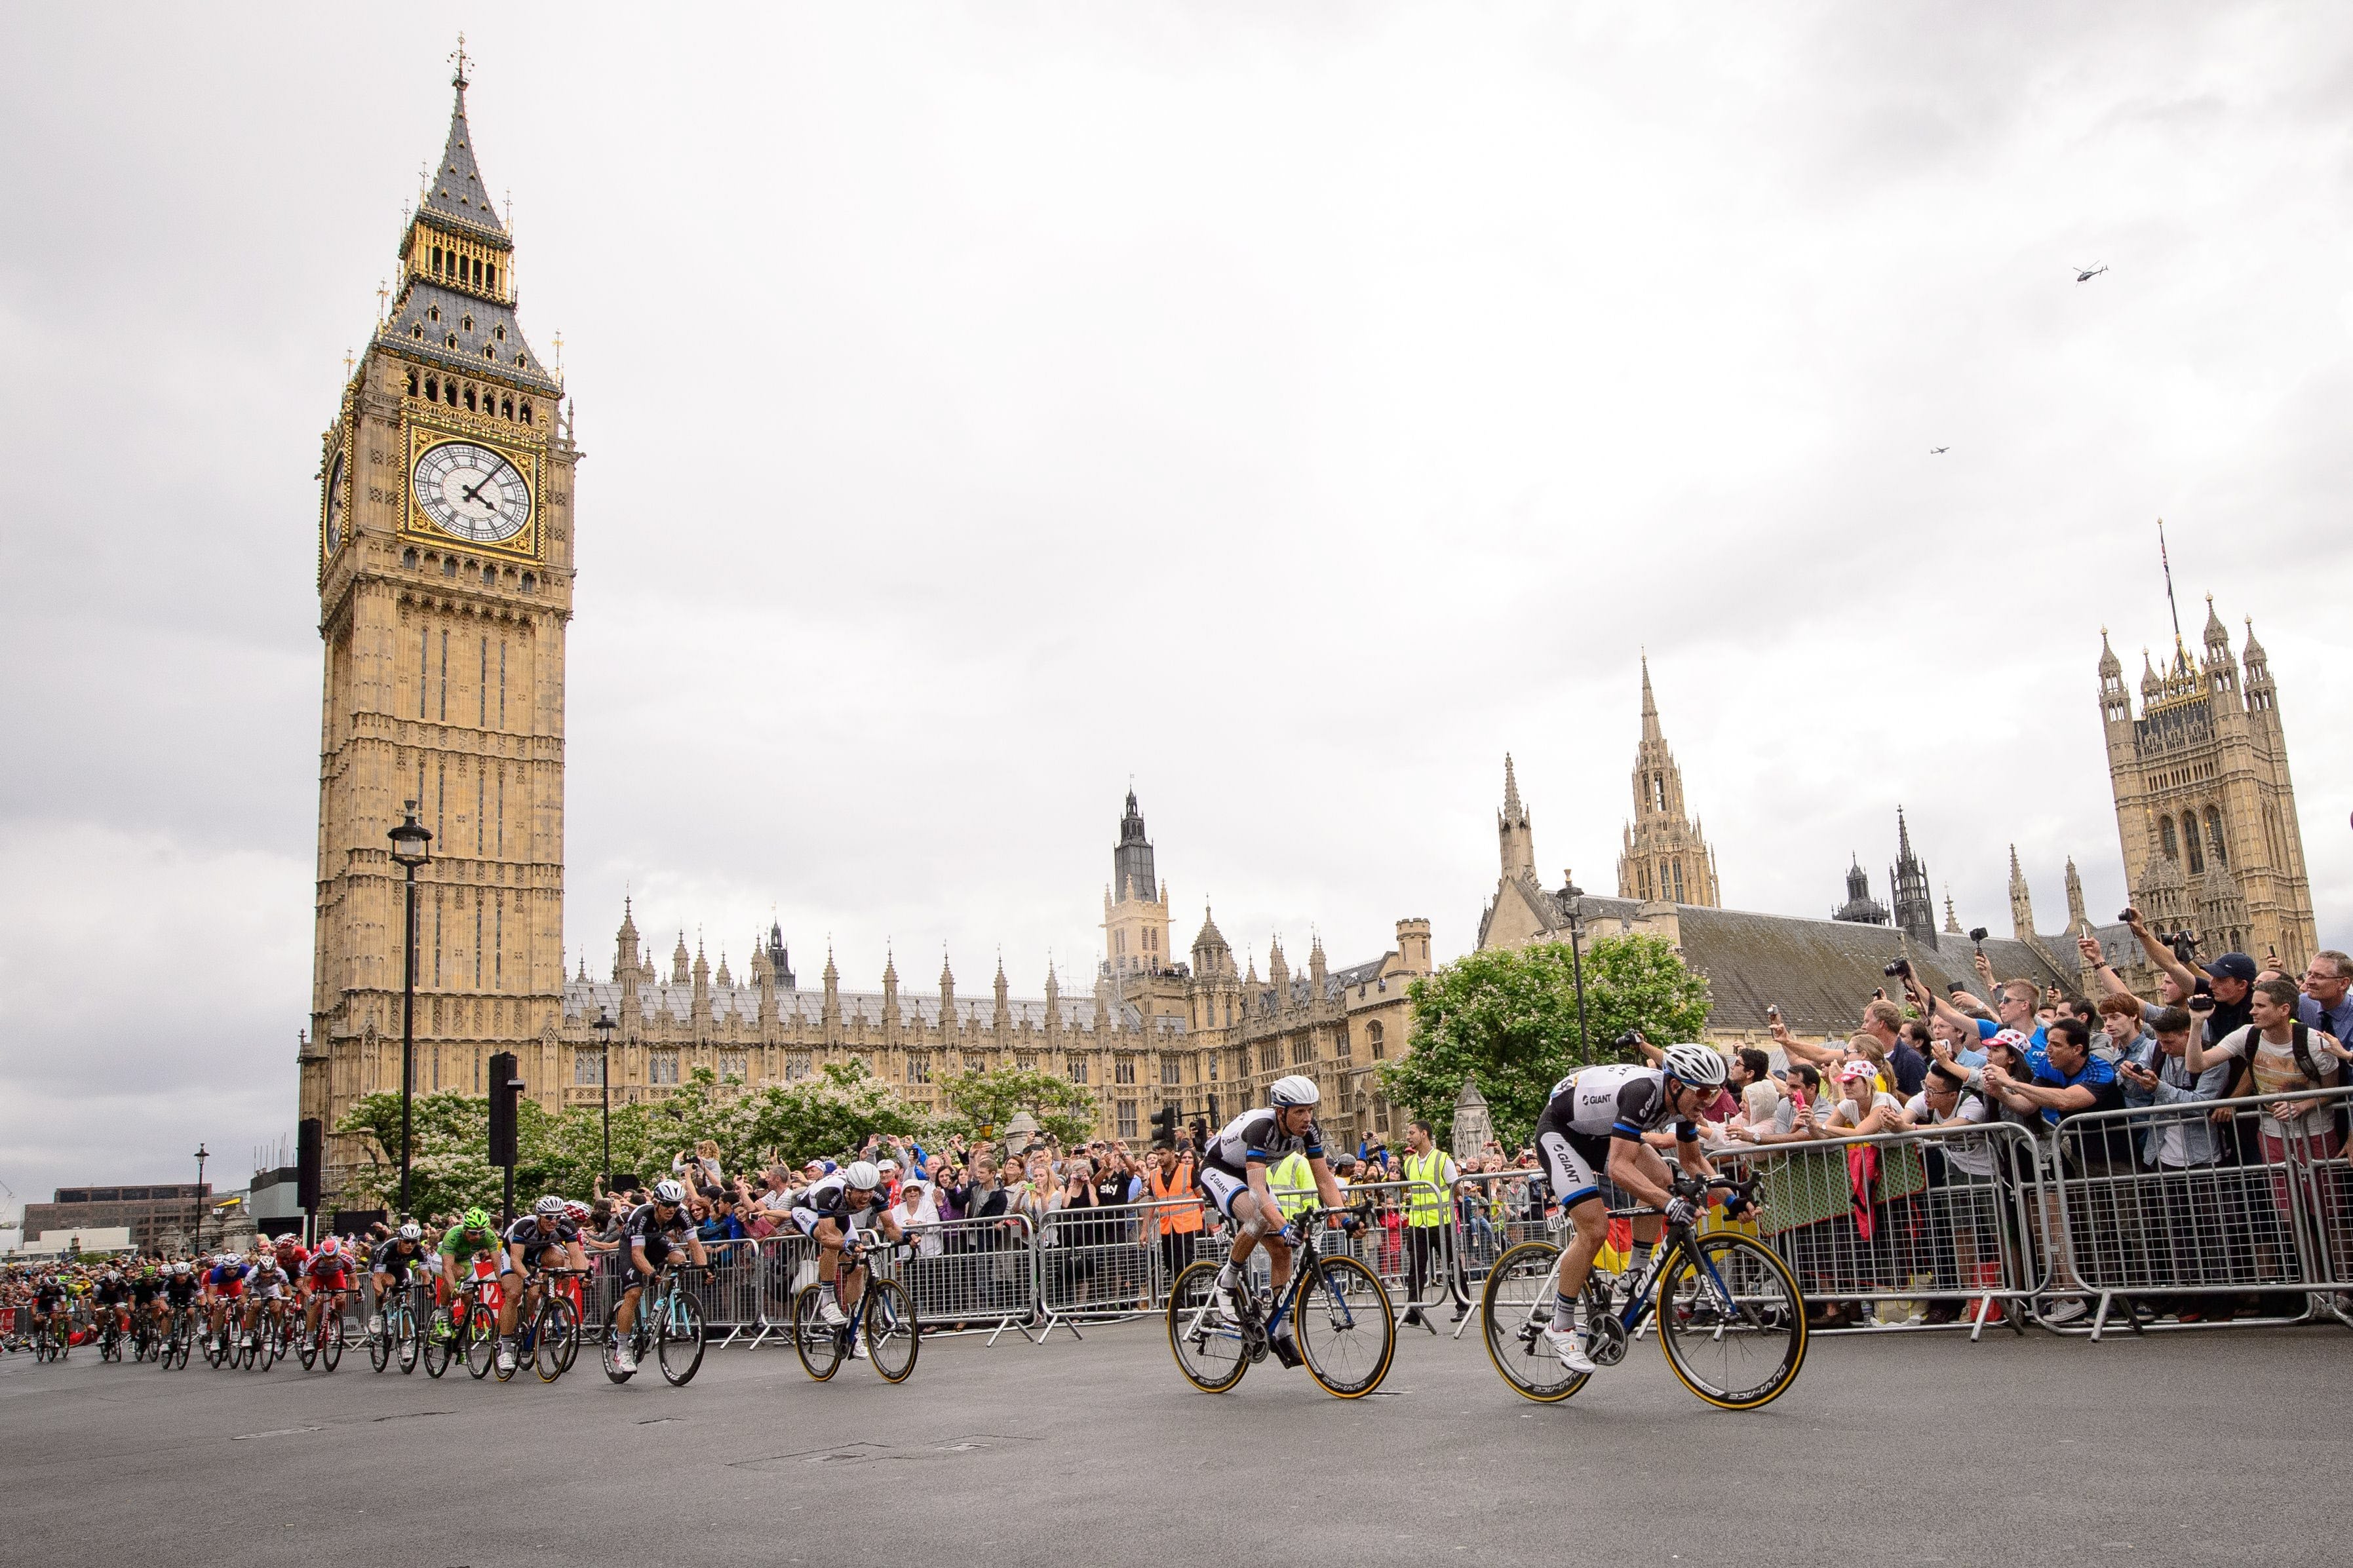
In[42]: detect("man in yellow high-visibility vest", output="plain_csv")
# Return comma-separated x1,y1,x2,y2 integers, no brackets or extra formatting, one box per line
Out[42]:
1401,1119,1458,1330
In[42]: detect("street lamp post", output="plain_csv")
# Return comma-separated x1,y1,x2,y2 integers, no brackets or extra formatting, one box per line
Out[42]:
1562,874,1593,1065
192,1143,208,1257
387,801,434,1221
593,1006,616,1184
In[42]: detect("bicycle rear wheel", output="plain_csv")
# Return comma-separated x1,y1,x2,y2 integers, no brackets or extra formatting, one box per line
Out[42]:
1480,1240,1590,1402
1165,1261,1249,1393
1294,1253,1395,1398
1656,1233,1808,1411
657,1288,706,1386
790,1284,842,1382
863,1279,919,1383
535,1297,576,1384
320,1313,345,1371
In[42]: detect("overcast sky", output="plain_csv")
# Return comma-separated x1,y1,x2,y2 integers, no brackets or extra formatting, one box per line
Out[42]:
3,4,2347,1214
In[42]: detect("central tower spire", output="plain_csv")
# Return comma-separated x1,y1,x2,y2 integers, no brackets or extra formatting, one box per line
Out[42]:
1616,657,1721,907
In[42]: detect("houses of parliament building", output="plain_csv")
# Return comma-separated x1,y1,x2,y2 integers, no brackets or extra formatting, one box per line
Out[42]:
297,64,2322,1192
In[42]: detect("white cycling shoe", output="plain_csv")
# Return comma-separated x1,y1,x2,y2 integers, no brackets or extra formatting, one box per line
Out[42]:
612,1342,636,1373
497,1342,518,1373
1542,1326,1597,1375
366,1315,384,1336
817,1296,847,1327
849,1336,871,1360
1210,1282,1241,1324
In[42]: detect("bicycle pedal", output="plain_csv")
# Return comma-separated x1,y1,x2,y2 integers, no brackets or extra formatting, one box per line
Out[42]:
1268,1335,1303,1369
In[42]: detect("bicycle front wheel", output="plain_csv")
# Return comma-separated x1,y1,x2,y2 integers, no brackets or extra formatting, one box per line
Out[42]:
790,1285,843,1382
465,1307,497,1379
1656,1233,1808,1411
1165,1261,1249,1393
599,1303,638,1385
368,1312,393,1372
1294,1252,1395,1398
319,1313,345,1372
535,1297,576,1384
423,1306,456,1378
657,1288,705,1386
864,1279,919,1383
1480,1240,1590,1403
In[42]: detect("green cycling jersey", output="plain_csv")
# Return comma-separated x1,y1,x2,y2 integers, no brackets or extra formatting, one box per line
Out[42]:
437,1223,502,1261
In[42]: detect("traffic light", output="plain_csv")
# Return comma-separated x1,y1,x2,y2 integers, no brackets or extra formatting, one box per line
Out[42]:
1149,1101,1178,1149
296,1118,323,1214
488,1052,523,1166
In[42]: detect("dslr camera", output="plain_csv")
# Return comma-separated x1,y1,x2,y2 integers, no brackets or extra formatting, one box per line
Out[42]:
1882,958,1913,980
1612,1030,1643,1052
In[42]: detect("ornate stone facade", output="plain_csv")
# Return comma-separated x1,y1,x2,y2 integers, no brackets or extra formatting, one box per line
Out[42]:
2097,598,2316,972
303,64,577,1185
1616,657,1721,907
554,793,1431,1151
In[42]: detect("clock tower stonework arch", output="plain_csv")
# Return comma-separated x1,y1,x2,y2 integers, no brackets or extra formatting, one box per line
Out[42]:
302,61,579,1191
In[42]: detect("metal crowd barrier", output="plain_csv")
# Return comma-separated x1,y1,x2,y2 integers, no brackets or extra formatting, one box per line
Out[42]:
1033,1203,1158,1339
2049,1084,2353,1339
897,1214,1040,1343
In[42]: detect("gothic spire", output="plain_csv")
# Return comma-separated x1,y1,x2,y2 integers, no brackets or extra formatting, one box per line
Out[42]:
419,47,509,241
1639,652,1662,742
1502,754,1524,821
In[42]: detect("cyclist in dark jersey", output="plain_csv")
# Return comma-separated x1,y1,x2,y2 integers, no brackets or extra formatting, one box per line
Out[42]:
1530,1042,1728,1375
1196,1075,1347,1360
495,1197,588,1374
366,1225,427,1337
790,1160,905,1352
129,1263,168,1339
612,1180,708,1375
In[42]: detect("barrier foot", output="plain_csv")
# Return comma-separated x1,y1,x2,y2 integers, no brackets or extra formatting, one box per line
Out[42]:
983,1314,1039,1347
1035,1312,1083,1346
1968,1293,1991,1343
2088,1291,2112,1343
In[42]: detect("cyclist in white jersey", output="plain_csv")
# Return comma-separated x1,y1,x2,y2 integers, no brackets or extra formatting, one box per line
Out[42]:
1196,1075,1346,1361
1530,1042,1729,1375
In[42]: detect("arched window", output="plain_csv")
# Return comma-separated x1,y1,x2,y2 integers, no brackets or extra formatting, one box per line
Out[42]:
2185,816,2205,874
501,396,514,419
424,375,438,402
520,571,535,594
2205,807,2227,868
519,400,532,425
1366,1020,1386,1060
406,369,419,396
463,385,476,411
442,557,458,579
431,246,443,275
2160,816,2179,859
402,547,418,569
461,314,474,334
445,379,458,406
486,263,496,293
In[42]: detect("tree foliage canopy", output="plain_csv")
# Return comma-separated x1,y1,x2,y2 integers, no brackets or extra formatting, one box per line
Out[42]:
1376,934,1712,1148
932,1065,1097,1148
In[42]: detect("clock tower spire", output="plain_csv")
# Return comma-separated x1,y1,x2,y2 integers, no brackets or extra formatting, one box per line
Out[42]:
303,55,579,1196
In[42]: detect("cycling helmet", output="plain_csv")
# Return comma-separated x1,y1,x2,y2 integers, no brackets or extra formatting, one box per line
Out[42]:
845,1160,882,1191
651,1179,686,1206
564,1200,592,1223
1660,1042,1728,1089
462,1207,494,1232
318,1237,340,1257
534,1194,568,1217
397,1222,422,1243
1269,1074,1321,1108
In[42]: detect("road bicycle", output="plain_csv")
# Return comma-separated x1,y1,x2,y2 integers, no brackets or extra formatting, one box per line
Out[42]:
425,1276,495,1379
488,1267,587,1384
162,1305,197,1370
32,1314,71,1363
297,1290,349,1372
1167,1205,1396,1398
788,1235,919,1385
1479,1172,1807,1411
602,1263,708,1386
369,1280,424,1374
97,1310,125,1363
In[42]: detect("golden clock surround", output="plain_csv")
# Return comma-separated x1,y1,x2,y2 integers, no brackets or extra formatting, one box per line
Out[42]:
402,417,544,562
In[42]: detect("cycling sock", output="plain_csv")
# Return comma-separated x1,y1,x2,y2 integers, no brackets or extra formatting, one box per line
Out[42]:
1551,1292,1578,1333
1630,1240,1654,1280
1216,1261,1241,1291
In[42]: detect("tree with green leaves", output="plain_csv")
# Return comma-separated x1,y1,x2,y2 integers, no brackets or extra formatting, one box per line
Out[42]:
933,1065,1097,1148
1376,934,1711,1149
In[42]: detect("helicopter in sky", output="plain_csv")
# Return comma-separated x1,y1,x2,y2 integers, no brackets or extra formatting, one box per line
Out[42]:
2073,263,2109,283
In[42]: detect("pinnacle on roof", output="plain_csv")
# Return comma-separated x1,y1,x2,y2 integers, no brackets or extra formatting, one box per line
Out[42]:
1500,754,1525,821
939,952,955,987
2202,594,2229,645
418,60,509,243
1896,805,1915,860
2140,647,2161,694
2240,616,2265,662
1193,904,1228,951
2008,844,2025,886
1639,653,1662,742
2097,628,2121,676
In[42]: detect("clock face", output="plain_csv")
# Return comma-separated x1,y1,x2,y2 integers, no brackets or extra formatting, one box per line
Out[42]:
323,451,346,554
412,440,532,545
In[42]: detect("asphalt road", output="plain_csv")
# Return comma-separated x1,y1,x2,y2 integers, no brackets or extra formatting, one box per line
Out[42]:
3,1315,2343,1567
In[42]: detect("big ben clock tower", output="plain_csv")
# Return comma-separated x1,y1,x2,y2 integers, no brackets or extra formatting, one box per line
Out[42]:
303,52,578,1189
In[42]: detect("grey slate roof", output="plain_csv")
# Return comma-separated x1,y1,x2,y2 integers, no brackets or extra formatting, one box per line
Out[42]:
560,975,1176,1037
380,280,560,396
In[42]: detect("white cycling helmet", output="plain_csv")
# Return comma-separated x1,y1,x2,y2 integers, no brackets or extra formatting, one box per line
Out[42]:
397,1222,422,1242
534,1194,568,1217
1270,1074,1321,1108
1661,1042,1728,1089
845,1160,882,1191
651,1179,687,1205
